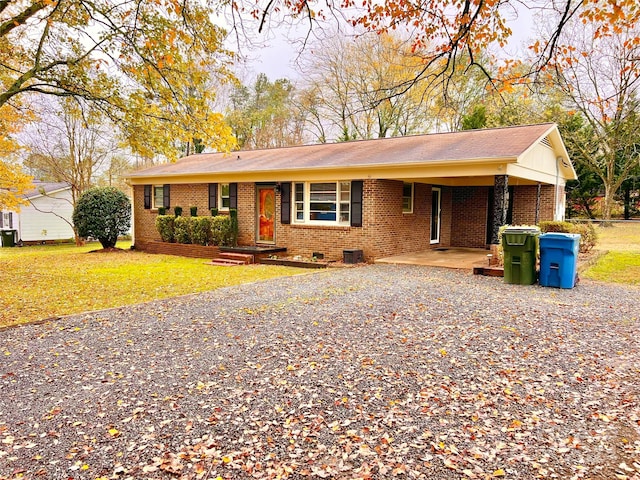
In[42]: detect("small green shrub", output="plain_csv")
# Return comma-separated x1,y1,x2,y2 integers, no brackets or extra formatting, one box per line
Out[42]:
570,222,598,253
158,206,166,215
174,206,183,217
174,216,192,244
191,217,213,245
190,206,198,217
155,215,175,243
538,221,573,233
72,187,131,249
210,208,218,217
211,215,233,246
539,220,598,253
229,208,239,247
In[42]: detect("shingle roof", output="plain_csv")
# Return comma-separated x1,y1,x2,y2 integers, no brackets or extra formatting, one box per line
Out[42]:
22,181,71,199
127,123,557,178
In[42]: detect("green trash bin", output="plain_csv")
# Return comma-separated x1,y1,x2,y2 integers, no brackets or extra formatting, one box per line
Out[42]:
1,229,16,247
502,227,539,285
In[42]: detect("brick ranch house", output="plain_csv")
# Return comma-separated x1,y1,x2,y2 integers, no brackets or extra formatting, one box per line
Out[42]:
125,123,576,262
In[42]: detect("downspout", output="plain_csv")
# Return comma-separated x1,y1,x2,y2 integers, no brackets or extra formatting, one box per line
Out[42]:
556,156,571,221
535,182,541,225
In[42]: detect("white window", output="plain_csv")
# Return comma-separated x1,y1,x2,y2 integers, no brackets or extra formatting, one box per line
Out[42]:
294,181,350,225
402,182,414,213
219,183,230,211
294,183,305,222
152,185,164,209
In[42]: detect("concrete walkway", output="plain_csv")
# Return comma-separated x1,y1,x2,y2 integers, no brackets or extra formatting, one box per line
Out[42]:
375,247,493,269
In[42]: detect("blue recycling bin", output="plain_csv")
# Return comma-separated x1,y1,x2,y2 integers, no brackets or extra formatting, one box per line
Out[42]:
539,233,580,289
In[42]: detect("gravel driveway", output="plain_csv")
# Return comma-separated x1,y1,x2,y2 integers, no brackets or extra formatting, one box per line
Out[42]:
1,264,639,479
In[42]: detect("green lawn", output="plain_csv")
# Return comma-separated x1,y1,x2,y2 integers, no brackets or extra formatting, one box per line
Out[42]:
581,222,640,285
0,242,306,328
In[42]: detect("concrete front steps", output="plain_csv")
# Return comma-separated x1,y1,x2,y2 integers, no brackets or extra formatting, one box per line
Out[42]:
208,252,254,267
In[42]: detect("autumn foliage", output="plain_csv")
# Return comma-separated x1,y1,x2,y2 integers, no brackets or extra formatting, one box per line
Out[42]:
0,104,33,210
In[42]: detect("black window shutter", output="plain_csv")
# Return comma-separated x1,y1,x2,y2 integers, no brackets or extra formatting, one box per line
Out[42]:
163,184,170,209
280,182,291,224
144,185,151,209
208,183,218,210
350,180,363,227
229,183,238,210
8,212,13,229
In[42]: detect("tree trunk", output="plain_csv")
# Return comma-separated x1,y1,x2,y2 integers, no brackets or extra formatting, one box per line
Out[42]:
73,227,85,246
624,184,631,220
602,185,614,226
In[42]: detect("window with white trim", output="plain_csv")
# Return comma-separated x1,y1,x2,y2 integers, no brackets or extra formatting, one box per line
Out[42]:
293,181,351,225
294,183,305,222
402,182,414,213
152,185,164,209
219,183,230,211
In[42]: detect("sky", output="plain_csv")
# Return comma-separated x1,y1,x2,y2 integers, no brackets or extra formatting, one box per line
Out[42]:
237,5,536,82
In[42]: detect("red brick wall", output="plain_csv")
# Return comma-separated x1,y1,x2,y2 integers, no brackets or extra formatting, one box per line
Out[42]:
276,180,431,261
237,183,256,245
133,180,561,260
450,187,489,248
133,184,211,243
512,185,557,225
135,240,220,259
133,185,161,242
170,184,210,215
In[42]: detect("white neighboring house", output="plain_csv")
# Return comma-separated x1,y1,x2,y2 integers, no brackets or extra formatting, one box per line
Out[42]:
1,181,75,244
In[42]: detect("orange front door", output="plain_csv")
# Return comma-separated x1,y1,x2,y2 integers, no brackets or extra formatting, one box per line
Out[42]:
257,186,276,243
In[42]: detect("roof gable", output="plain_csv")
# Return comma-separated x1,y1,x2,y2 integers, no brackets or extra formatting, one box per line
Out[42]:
22,181,72,199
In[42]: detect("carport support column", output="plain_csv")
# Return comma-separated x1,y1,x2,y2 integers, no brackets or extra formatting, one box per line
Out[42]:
490,175,509,245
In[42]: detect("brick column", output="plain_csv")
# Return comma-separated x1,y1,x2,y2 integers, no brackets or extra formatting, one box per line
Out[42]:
490,175,509,244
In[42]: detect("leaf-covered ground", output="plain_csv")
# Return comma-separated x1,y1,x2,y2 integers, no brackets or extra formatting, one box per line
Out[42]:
1,265,639,479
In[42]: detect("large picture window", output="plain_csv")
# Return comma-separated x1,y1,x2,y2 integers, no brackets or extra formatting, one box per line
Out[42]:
294,181,351,225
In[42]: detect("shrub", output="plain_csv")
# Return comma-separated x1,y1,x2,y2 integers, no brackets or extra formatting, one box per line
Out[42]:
158,206,166,215
174,206,183,216
72,187,131,249
155,215,175,243
190,206,198,217
538,220,573,233
191,217,213,245
571,223,598,253
229,208,239,247
174,216,193,244
210,208,218,217
211,215,233,246
539,220,598,253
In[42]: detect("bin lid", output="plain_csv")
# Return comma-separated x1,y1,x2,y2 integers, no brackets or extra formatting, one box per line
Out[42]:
503,227,540,234
539,232,581,240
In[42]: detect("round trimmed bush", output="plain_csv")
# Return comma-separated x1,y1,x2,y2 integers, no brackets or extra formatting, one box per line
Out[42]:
72,187,131,249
